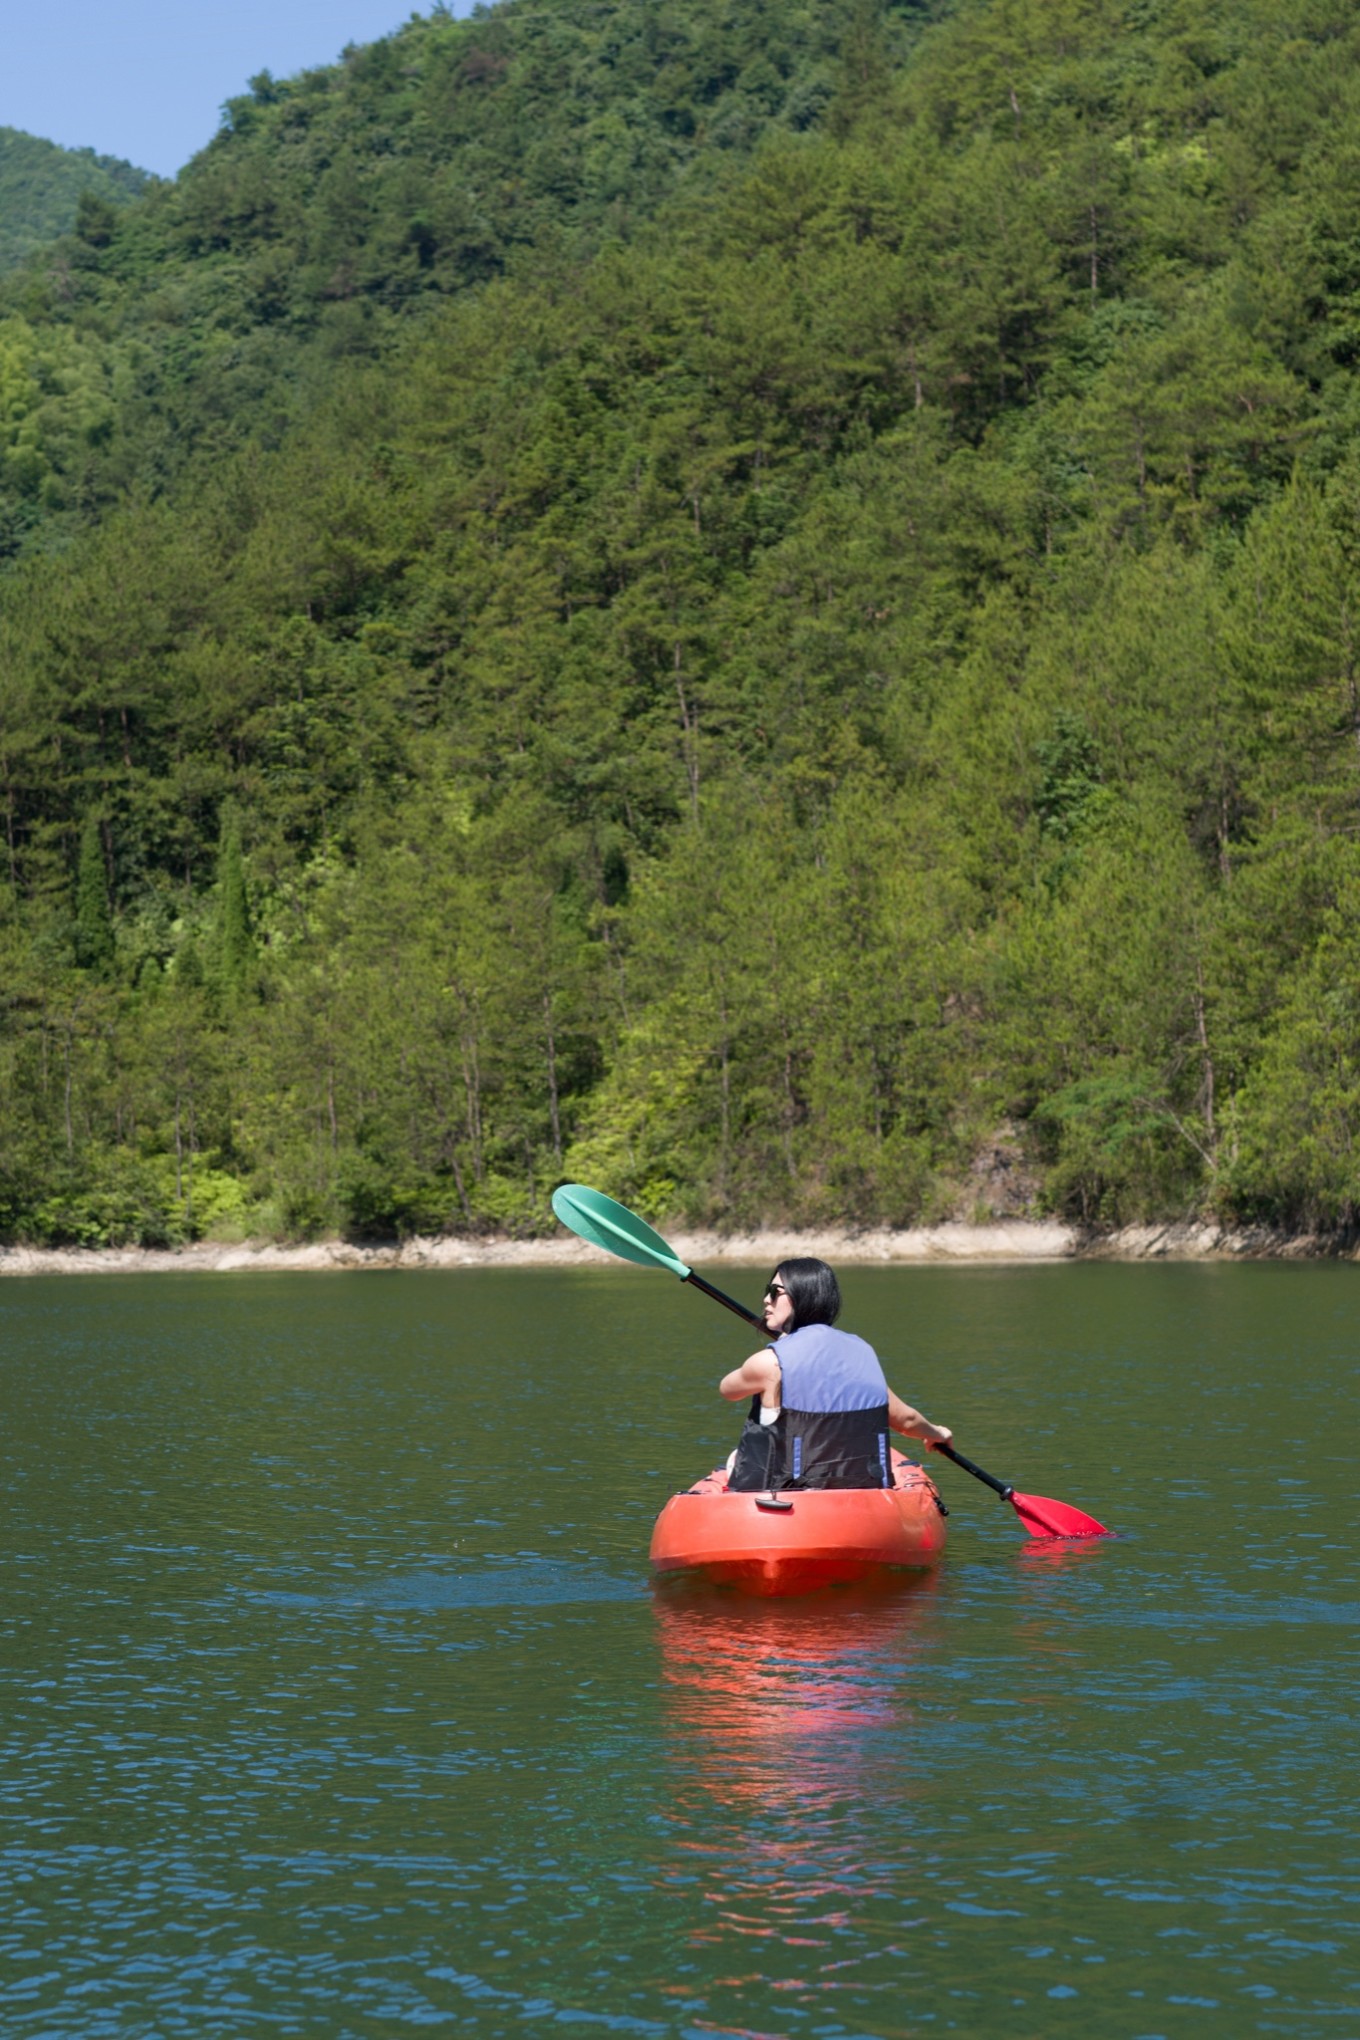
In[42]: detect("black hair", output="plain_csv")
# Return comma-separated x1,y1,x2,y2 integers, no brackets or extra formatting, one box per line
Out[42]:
770,1257,841,1331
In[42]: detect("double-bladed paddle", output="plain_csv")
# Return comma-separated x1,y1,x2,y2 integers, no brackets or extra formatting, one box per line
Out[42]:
550,1181,1112,1541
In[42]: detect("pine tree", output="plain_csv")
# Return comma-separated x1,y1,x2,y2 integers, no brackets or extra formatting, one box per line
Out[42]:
217,814,254,999
74,813,114,975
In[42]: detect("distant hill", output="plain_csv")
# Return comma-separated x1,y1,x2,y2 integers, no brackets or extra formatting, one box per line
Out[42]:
5,0,1360,1250
0,0,883,555
0,127,150,273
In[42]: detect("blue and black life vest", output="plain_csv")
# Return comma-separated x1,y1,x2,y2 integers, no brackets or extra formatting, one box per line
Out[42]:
727,1324,892,1492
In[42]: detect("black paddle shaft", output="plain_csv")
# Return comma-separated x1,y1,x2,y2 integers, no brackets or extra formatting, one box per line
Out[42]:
933,1441,1014,1500
683,1269,765,1331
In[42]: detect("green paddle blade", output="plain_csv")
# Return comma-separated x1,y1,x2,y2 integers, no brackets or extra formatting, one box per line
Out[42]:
551,1183,691,1279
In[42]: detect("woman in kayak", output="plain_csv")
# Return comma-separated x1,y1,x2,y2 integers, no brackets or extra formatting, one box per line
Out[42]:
720,1257,952,1492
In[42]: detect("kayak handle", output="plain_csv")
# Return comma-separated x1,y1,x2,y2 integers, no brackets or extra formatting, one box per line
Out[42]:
933,1441,1014,1501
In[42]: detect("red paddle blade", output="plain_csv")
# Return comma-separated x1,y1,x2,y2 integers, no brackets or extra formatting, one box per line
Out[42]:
1010,1490,1112,1540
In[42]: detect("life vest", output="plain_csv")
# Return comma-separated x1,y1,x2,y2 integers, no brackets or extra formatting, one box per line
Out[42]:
727,1324,892,1492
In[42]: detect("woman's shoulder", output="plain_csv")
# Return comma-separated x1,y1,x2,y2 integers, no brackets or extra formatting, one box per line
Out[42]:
780,1323,870,1353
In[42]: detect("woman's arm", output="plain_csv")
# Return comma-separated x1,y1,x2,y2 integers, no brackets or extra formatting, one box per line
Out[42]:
887,1388,953,1450
719,1349,781,1409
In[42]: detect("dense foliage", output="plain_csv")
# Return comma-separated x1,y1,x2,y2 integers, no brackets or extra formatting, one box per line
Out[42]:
5,0,1360,1246
0,0,880,563
0,128,148,277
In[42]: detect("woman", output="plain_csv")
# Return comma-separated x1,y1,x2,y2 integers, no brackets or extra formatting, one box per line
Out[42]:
720,1257,953,1492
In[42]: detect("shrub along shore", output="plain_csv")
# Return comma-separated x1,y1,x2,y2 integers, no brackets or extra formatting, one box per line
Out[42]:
0,1222,1349,1277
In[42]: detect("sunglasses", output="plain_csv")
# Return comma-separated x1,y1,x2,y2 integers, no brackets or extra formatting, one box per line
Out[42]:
763,1280,787,1299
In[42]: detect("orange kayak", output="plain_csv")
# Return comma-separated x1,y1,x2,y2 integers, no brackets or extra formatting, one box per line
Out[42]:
650,1451,948,1595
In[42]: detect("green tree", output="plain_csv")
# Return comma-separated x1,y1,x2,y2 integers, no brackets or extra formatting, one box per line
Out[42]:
74,811,113,974
215,812,254,999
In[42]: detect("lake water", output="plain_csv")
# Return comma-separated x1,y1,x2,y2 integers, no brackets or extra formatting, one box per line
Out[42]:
0,1262,1356,2038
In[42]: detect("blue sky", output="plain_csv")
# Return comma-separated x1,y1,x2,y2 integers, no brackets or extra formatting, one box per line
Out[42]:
2,2,474,180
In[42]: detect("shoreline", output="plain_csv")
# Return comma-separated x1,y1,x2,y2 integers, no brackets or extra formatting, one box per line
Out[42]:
0,1219,1350,1277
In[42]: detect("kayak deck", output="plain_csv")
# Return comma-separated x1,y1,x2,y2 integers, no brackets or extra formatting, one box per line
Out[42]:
650,1451,947,1595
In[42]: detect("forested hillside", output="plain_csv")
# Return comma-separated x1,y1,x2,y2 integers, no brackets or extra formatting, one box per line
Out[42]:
0,0,873,563
4,0,1360,1247
0,129,148,276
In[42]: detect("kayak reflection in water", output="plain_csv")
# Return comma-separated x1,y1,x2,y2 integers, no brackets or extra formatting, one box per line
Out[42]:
720,1258,953,1494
